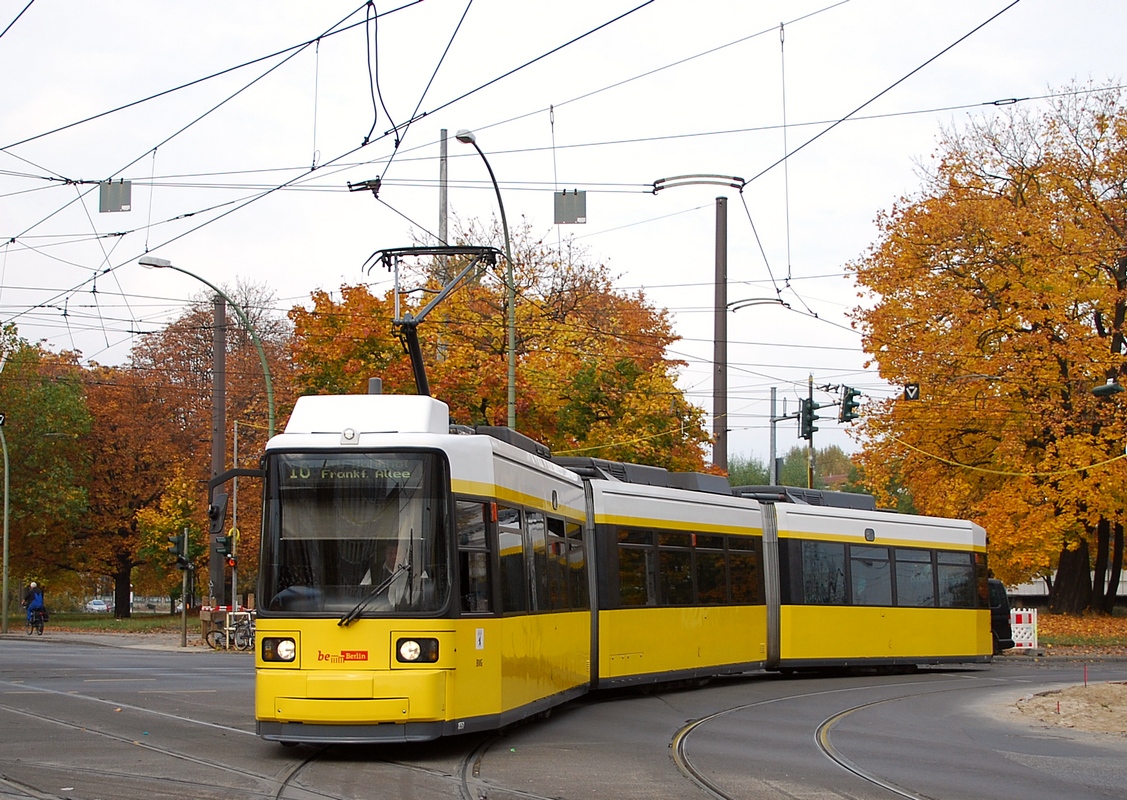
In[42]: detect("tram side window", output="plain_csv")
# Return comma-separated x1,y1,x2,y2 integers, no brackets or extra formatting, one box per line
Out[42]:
618,528,657,606
894,548,935,607
695,534,727,605
851,546,892,606
659,532,693,606
546,517,570,610
937,551,976,608
498,505,527,613
801,541,847,604
728,536,763,604
566,521,589,610
975,552,989,608
456,500,492,614
527,511,549,612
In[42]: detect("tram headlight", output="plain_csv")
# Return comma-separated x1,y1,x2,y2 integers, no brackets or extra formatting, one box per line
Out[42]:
396,637,439,663
262,637,297,662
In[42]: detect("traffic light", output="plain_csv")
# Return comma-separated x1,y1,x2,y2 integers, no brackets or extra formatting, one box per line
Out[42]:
167,534,191,570
226,554,238,569
208,492,229,535
840,386,861,422
220,533,234,557
799,398,819,440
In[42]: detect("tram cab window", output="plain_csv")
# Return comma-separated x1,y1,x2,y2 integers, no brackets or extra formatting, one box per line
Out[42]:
456,501,492,614
261,451,450,615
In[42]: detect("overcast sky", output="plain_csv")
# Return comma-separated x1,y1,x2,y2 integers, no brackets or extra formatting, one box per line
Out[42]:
1,0,1124,462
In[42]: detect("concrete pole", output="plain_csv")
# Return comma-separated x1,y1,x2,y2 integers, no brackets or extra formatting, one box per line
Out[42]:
769,387,778,485
438,129,449,280
211,297,227,608
712,197,728,472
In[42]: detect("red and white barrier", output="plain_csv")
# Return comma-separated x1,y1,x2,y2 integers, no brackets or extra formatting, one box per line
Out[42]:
1010,607,1038,649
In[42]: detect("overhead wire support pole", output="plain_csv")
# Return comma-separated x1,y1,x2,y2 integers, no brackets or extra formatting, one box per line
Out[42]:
653,174,744,473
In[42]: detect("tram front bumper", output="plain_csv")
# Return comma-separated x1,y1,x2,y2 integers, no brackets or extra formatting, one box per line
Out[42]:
257,669,447,724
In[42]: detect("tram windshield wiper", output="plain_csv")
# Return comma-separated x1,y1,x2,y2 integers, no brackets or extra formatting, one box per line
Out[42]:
338,563,408,627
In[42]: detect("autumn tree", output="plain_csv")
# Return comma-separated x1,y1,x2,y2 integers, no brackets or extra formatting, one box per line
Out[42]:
290,220,711,470
849,84,1127,613
0,328,91,596
128,281,295,603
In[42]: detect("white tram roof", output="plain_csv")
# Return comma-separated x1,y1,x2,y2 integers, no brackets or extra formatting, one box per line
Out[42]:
775,502,987,552
281,393,451,436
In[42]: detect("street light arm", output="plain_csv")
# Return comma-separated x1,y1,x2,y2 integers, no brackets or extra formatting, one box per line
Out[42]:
458,133,517,429
140,258,275,438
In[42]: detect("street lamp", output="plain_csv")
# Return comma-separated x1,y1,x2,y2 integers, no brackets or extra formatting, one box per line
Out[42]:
455,129,516,430
139,256,275,438
0,414,7,635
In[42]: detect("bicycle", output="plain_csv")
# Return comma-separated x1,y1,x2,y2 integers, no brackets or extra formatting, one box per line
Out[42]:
26,608,46,636
205,612,255,651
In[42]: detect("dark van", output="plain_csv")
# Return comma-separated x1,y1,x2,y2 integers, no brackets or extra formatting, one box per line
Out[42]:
988,578,1015,654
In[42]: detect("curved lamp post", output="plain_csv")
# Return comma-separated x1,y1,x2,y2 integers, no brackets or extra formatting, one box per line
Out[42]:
0,420,7,634
139,257,275,438
455,129,516,430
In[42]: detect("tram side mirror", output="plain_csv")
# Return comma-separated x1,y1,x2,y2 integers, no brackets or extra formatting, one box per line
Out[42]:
208,492,229,535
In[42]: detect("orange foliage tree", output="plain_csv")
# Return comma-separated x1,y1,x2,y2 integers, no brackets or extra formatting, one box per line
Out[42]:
849,84,1127,613
290,221,711,471
127,281,295,606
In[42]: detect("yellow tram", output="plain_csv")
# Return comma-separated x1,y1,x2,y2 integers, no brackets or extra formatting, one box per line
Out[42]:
252,392,990,745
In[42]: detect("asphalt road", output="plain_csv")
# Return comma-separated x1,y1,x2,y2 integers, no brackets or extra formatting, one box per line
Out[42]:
1,632,1125,800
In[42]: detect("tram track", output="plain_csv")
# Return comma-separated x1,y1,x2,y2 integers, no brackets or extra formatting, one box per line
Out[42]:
670,675,984,800
1,684,567,800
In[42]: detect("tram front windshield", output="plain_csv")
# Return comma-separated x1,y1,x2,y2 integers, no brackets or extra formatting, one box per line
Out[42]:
260,451,450,616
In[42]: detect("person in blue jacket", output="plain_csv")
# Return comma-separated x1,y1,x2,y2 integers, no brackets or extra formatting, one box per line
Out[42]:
22,581,44,623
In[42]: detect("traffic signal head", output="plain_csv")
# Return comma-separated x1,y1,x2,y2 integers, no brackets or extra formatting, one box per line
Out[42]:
840,387,861,422
167,534,183,557
799,398,819,440
226,554,238,569
208,492,229,534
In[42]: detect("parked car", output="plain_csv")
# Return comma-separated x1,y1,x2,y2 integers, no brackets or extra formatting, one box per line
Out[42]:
988,578,1015,654
84,598,109,613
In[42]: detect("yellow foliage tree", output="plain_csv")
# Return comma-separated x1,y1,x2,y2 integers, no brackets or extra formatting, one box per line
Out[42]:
849,84,1127,613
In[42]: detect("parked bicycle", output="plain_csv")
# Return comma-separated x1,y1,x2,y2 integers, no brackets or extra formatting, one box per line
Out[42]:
205,611,255,651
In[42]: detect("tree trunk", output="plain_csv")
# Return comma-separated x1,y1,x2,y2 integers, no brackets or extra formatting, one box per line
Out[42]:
1092,519,1110,612
1050,540,1092,615
1101,522,1124,615
112,556,132,619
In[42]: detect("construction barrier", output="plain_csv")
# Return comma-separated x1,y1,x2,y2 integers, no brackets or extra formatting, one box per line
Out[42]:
1010,607,1038,649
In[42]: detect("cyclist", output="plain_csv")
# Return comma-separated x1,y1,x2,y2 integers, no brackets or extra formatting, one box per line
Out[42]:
22,581,45,624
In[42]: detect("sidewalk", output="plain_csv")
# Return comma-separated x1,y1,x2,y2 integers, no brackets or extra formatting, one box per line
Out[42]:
0,628,215,652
